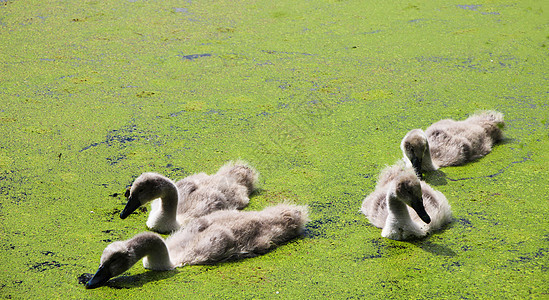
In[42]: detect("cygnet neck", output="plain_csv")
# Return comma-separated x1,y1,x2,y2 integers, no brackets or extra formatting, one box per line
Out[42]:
128,232,174,270
386,189,412,222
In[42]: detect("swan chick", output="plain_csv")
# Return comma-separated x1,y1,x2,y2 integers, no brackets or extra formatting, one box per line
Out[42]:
85,232,173,289
400,129,438,179
87,203,309,289
120,161,259,233
402,110,504,177
361,163,452,240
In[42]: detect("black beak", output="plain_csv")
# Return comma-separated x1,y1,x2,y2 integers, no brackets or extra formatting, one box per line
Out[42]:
411,197,431,224
411,155,423,180
85,265,112,289
120,196,141,219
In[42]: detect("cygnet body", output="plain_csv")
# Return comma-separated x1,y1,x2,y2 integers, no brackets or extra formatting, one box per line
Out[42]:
401,110,504,177
361,162,452,240
86,203,309,288
120,161,259,233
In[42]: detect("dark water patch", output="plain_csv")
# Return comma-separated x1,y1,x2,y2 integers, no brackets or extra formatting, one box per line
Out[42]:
265,78,292,90
461,245,473,252
355,239,386,260
447,152,532,182
78,273,93,285
454,55,515,73
455,4,500,15
165,163,188,176
365,239,389,258
12,280,22,286
178,53,212,60
466,211,500,226
0,173,35,205
136,91,155,98
309,200,337,214
110,208,121,215
261,50,313,56
205,109,222,115
358,172,373,179
102,205,146,223
80,142,100,151
101,229,116,242
29,261,67,272
507,247,547,265
106,154,126,165
80,124,153,152
497,95,546,110
100,208,122,222
377,279,400,291
457,217,473,228
416,56,452,63
168,109,187,117
173,7,189,14
362,30,381,34
416,54,515,73
498,243,548,270
304,216,340,239
100,228,130,243
41,251,55,256
105,130,138,145
442,261,463,272
456,5,482,11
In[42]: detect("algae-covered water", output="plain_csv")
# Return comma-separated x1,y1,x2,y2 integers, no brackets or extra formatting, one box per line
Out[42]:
1,0,548,298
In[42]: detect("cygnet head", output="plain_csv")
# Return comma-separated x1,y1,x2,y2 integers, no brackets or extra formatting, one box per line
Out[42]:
120,173,172,219
85,240,137,289
393,170,431,224
401,129,429,179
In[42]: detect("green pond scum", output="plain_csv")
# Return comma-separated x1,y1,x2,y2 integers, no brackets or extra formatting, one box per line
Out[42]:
1,0,547,298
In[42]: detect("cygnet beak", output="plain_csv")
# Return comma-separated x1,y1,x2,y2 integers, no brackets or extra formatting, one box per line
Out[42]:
410,155,423,180
85,265,112,289
120,196,141,219
411,196,431,224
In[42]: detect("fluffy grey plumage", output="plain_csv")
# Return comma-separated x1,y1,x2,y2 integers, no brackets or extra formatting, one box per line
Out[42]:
361,162,452,240
401,110,505,177
120,161,259,233
87,204,309,289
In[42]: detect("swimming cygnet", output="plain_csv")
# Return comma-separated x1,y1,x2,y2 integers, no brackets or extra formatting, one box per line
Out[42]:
86,203,309,289
361,162,452,240
120,161,259,233
401,110,504,178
